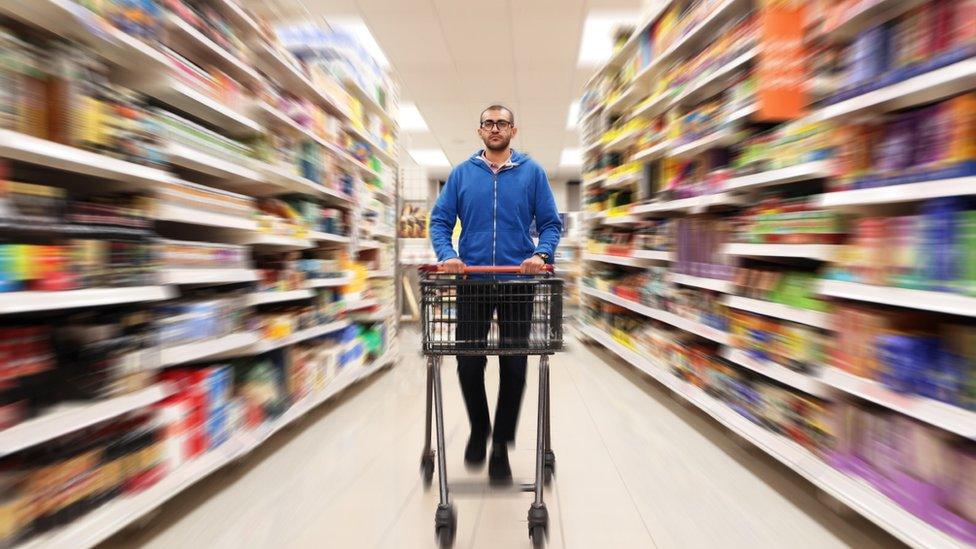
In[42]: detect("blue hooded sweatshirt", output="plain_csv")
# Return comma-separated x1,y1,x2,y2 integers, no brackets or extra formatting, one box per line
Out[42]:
430,149,562,267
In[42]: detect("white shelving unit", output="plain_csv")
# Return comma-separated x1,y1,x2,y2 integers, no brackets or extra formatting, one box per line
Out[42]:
160,332,261,367
579,0,976,545
723,243,840,262
158,268,260,286
582,252,654,268
245,290,316,306
0,129,175,188
305,276,353,288
821,367,976,440
582,287,729,344
18,349,397,549
818,280,976,317
723,161,831,192
669,273,734,293
721,295,834,330
815,177,976,208
0,385,172,458
0,287,175,315
721,348,829,398
580,325,963,549
0,3,402,546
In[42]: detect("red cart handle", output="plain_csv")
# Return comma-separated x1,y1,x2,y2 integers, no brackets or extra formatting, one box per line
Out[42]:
418,264,554,274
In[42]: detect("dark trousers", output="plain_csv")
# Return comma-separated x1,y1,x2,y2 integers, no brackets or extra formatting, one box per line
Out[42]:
456,283,532,445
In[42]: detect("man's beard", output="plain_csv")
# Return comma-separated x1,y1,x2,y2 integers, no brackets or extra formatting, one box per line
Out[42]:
484,135,510,151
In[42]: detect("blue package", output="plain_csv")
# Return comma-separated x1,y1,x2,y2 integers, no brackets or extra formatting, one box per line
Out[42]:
920,198,965,291
205,404,229,449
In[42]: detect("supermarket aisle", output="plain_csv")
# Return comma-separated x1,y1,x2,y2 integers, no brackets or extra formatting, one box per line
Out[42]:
105,326,895,548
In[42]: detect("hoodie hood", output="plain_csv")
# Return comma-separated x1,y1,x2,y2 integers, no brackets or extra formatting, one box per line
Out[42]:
467,149,531,171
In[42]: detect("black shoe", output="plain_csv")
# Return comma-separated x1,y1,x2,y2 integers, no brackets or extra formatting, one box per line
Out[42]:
488,445,512,484
464,431,489,467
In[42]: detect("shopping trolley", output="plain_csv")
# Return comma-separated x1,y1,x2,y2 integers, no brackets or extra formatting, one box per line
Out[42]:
418,264,563,547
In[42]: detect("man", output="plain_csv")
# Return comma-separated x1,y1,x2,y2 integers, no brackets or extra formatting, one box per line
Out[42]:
429,105,562,482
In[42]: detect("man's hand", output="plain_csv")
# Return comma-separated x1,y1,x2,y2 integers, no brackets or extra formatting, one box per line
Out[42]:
441,258,466,274
520,255,546,274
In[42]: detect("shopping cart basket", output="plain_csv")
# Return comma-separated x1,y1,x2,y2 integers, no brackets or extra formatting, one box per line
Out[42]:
418,265,563,547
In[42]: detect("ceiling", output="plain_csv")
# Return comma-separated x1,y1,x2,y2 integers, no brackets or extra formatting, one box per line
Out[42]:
250,0,643,179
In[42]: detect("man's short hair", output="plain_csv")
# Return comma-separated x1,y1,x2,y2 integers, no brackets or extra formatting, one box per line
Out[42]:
480,104,515,125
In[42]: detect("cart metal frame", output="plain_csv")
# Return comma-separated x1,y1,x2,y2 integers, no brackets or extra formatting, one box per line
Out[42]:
418,265,562,547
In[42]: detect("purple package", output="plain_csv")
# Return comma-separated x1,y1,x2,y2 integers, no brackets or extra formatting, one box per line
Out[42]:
913,102,951,170
874,112,917,175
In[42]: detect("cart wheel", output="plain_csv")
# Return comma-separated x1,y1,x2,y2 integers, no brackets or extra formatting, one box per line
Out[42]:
420,453,435,487
527,504,548,547
529,524,546,547
435,504,456,548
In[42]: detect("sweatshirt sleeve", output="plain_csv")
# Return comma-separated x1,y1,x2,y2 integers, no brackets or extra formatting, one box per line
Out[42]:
533,167,562,262
429,171,460,262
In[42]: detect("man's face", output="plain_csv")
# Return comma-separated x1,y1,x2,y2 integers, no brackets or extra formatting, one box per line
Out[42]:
478,109,517,152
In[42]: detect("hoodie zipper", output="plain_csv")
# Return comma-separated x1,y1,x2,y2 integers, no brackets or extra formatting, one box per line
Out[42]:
492,173,497,266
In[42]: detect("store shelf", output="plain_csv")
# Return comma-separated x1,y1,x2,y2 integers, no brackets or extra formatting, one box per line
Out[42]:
255,164,336,199
0,0,171,76
309,231,352,244
722,295,834,329
583,0,676,88
818,280,976,317
669,273,734,293
723,243,840,262
630,249,674,261
723,161,832,192
350,305,396,322
669,128,738,159
246,290,315,306
602,215,641,226
160,332,260,367
581,324,967,549
671,48,758,107
341,77,397,130
213,0,262,38
582,252,651,268
822,0,928,43
18,347,396,549
604,130,641,151
164,12,263,86
813,58,976,122
158,268,260,286
721,348,829,398
632,192,744,216
367,269,395,279
345,298,379,311
153,202,258,232
631,93,673,120
357,239,383,251
0,385,171,459
251,42,351,120
582,287,729,344
0,129,174,187
305,276,352,288
582,173,607,187
631,140,671,162
146,80,263,137
604,171,640,189
815,177,976,208
0,286,174,315
243,234,315,251
630,0,752,88
822,367,976,440
243,320,350,356
165,143,264,184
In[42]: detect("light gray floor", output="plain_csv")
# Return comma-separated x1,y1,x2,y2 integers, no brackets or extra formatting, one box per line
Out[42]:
105,326,898,548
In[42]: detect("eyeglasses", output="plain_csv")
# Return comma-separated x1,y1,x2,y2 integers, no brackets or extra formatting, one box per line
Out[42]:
480,119,513,131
